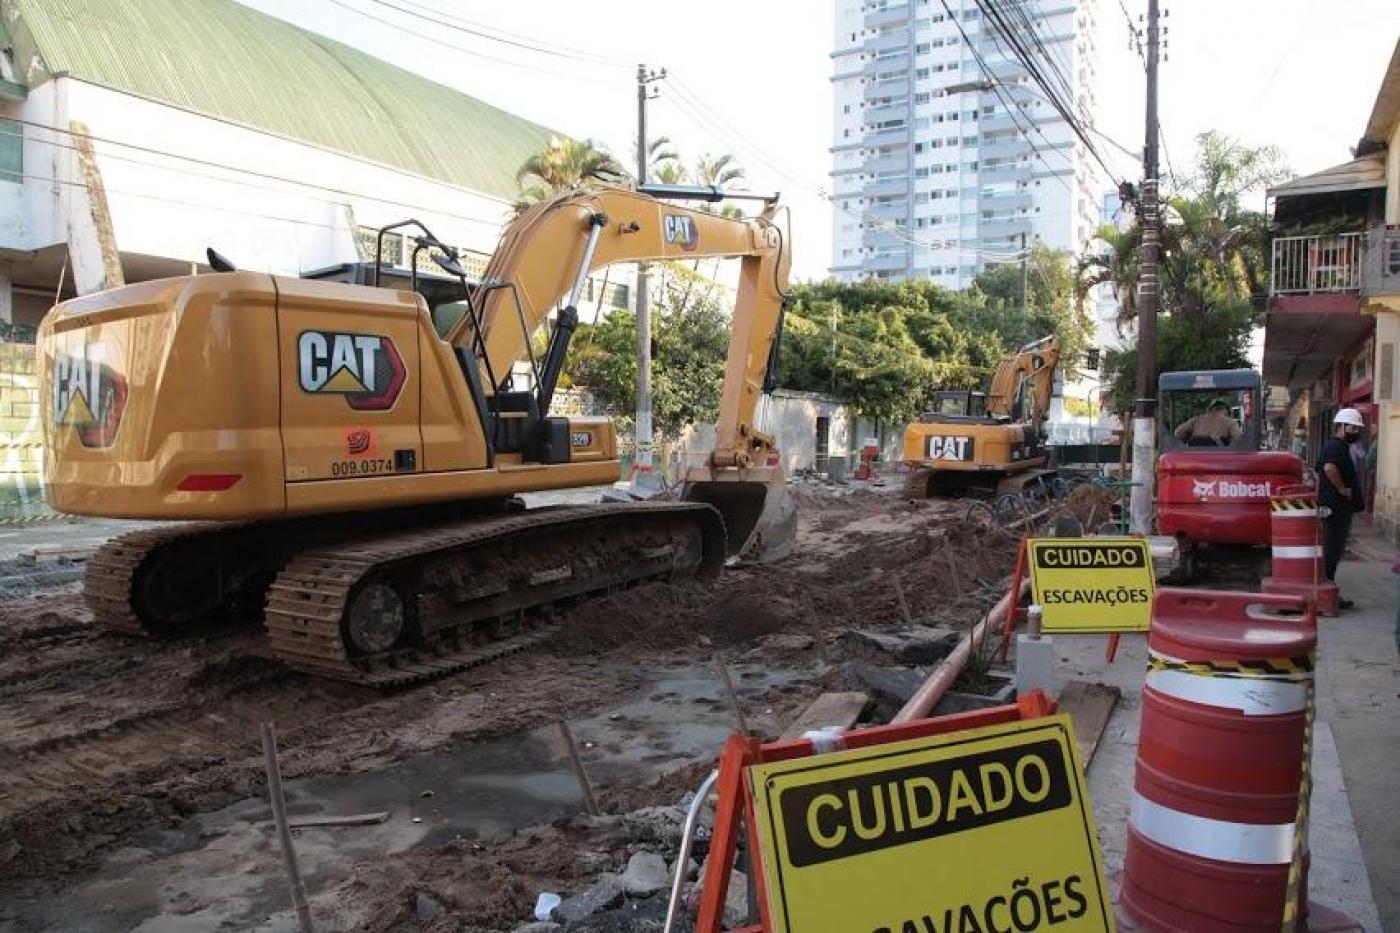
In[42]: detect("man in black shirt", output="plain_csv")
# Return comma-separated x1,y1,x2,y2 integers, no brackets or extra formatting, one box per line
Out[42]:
1316,408,1366,609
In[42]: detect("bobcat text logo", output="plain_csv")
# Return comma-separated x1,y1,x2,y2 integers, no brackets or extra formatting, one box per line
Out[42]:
663,214,699,251
1193,478,1274,499
52,343,127,448
298,331,406,411
927,435,973,461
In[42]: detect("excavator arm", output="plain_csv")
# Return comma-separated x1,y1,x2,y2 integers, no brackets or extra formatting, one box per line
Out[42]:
446,184,796,560
985,334,1059,429
447,185,790,471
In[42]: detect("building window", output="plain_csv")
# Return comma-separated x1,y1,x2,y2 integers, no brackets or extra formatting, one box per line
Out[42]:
0,120,22,184
916,42,931,54
914,92,931,104
914,142,924,153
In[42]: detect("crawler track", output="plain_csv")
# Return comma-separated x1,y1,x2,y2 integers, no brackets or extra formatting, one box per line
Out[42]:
80,502,725,687
265,502,724,686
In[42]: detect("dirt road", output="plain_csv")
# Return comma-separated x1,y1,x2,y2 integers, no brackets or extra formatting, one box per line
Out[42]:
0,486,1016,929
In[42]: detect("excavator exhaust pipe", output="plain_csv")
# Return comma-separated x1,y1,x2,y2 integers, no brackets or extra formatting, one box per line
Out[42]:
683,475,797,564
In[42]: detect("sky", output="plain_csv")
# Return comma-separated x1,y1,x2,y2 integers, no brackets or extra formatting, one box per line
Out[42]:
237,0,1400,282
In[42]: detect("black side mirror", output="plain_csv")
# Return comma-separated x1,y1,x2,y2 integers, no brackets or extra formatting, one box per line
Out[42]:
206,248,237,273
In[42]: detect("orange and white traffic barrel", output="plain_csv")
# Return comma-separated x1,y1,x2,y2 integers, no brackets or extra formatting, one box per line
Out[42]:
1262,485,1340,616
1120,588,1316,931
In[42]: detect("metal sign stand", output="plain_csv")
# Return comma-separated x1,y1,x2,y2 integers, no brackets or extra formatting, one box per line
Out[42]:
689,692,1058,933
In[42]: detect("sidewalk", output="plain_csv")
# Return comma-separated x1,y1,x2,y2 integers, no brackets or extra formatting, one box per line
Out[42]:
1316,521,1399,930
1044,528,1397,930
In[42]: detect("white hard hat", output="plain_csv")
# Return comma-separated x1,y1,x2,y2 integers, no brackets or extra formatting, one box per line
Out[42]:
1333,407,1364,427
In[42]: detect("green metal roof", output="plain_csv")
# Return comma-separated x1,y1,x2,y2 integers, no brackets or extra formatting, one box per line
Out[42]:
6,0,558,200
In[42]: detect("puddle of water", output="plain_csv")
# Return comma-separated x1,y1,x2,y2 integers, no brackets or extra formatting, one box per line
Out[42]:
11,661,806,932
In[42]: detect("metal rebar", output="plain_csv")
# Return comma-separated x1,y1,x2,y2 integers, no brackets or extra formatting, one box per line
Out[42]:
556,720,601,816
261,722,313,933
714,656,751,736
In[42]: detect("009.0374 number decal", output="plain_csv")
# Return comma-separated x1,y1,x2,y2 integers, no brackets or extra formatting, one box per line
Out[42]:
330,458,396,477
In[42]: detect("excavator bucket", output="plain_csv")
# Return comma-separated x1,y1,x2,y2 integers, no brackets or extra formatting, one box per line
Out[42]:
683,473,797,564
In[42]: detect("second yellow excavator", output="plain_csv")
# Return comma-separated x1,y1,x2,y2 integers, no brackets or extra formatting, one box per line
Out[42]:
902,334,1060,497
40,183,795,685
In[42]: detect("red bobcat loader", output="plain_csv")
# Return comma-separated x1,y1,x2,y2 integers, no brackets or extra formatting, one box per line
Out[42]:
1155,369,1303,583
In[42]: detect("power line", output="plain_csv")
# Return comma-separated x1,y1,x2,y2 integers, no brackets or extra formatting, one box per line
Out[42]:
355,0,631,68
2,117,507,228
975,0,1121,183
324,0,632,85
933,0,1077,192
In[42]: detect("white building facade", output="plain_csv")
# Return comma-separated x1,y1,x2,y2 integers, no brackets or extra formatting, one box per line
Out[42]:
0,0,633,334
829,0,1105,286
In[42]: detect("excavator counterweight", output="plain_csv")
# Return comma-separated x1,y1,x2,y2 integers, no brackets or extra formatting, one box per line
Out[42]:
40,185,796,684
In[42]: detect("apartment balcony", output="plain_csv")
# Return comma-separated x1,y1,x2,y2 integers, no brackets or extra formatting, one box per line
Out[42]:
864,2,911,30
862,175,909,197
979,162,1034,183
865,101,907,125
863,226,910,249
862,151,908,175
977,189,1032,212
864,252,908,272
864,77,909,101
976,139,1030,162
1264,230,1371,393
863,126,911,148
863,200,908,221
863,30,909,55
977,217,1032,240
1270,233,1362,297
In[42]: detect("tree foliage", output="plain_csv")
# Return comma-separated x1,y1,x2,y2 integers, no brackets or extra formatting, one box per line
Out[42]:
780,253,1086,423
568,264,729,439
513,136,626,214
1080,131,1291,411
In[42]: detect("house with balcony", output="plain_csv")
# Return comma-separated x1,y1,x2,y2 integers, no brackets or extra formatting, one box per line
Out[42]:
1262,37,1400,538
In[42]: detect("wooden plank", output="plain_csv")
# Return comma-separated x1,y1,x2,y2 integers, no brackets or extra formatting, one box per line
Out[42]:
287,811,390,829
781,692,869,739
1058,680,1120,768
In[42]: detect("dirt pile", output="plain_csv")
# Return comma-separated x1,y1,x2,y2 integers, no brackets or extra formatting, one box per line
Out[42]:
0,492,1020,925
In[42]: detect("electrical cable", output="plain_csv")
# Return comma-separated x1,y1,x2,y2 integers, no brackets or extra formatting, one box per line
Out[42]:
0,123,507,229
934,0,1077,193
324,0,632,85
356,0,631,67
975,0,1122,183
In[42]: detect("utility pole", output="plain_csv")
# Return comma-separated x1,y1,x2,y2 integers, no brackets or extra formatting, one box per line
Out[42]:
633,63,666,491
1129,0,1160,534
1019,231,1029,322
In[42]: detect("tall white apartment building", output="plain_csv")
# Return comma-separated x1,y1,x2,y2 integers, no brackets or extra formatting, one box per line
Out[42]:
830,0,1105,285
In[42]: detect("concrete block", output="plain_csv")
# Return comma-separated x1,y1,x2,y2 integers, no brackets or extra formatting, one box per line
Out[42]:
1015,634,1055,698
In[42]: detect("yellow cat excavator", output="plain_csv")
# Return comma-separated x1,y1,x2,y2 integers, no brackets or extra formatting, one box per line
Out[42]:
40,183,795,686
902,334,1060,497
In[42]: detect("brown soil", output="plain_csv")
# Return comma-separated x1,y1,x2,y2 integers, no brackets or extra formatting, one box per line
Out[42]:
0,489,1017,922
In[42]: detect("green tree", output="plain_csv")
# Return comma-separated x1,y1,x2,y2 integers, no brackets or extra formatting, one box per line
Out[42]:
1083,131,1290,411
567,263,730,439
514,136,626,214
971,242,1090,363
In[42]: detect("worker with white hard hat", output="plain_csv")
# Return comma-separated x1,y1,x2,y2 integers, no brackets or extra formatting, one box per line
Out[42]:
1317,407,1366,609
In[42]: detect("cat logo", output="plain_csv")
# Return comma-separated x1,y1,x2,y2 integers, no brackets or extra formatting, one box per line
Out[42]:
663,214,699,252
298,331,406,411
571,431,593,447
52,342,127,448
927,435,974,461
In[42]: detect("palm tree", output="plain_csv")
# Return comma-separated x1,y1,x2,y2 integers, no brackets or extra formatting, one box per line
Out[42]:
513,136,626,214
694,153,746,219
646,136,681,180
1076,223,1140,327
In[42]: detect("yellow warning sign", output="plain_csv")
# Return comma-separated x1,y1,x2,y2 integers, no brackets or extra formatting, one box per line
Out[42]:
749,715,1113,933
1028,537,1155,634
